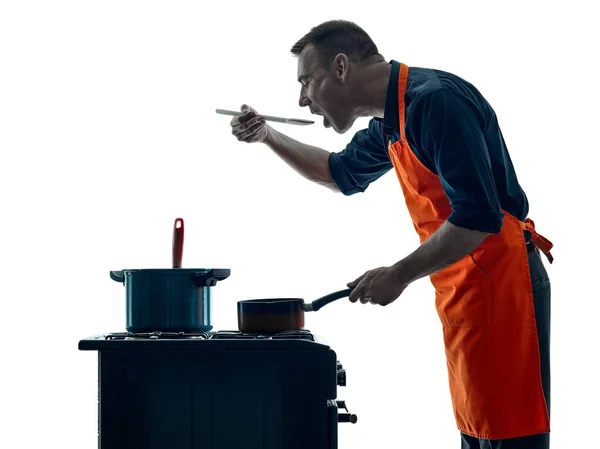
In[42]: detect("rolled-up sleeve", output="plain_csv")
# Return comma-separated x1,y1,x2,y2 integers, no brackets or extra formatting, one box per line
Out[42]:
328,119,394,195
409,89,505,233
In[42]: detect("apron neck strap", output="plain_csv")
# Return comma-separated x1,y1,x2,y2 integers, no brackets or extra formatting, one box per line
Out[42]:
397,63,409,143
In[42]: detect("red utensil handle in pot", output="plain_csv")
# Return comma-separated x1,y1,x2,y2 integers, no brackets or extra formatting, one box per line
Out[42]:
172,218,184,268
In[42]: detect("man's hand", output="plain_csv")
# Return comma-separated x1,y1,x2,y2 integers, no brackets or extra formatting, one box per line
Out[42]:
230,104,271,144
347,266,408,306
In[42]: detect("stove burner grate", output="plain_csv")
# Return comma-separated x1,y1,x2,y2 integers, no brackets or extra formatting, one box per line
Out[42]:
104,331,210,340
210,329,315,341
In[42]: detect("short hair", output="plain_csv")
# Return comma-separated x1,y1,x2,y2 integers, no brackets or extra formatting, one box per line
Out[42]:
290,20,380,67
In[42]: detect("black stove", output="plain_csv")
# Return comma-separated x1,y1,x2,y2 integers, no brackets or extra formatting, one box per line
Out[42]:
79,329,356,449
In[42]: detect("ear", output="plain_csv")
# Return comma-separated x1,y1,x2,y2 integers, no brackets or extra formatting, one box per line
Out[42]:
332,53,350,83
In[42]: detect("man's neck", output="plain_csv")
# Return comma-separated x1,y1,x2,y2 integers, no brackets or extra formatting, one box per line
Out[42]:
351,60,392,119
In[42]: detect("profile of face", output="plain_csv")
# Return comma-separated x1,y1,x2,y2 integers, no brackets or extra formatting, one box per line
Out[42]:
296,45,356,134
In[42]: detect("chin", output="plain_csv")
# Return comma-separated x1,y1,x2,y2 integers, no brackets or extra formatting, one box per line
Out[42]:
323,113,355,134
331,120,354,134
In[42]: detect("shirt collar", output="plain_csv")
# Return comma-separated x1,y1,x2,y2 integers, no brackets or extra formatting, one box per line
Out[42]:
374,59,401,136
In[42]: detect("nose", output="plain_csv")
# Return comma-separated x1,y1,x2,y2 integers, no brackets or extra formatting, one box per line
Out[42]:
299,92,310,108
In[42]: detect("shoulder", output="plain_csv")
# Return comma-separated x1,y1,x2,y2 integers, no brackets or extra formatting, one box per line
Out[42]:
407,85,486,135
408,67,491,123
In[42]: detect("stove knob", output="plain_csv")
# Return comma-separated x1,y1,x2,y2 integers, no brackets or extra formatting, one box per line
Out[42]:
336,401,357,424
338,413,358,424
337,368,346,386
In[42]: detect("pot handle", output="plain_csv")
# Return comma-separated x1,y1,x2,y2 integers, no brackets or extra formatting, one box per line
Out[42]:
110,270,125,284
172,218,184,268
306,288,352,312
192,269,231,287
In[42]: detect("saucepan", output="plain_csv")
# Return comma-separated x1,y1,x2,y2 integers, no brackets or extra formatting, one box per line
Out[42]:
237,288,352,334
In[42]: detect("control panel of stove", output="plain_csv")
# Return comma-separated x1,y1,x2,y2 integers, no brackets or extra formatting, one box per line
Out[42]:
334,360,357,426
336,361,346,386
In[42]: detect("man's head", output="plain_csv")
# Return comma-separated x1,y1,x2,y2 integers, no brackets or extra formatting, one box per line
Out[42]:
291,20,383,134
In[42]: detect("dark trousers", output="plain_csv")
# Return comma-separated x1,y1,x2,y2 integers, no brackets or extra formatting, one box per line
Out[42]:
460,241,551,449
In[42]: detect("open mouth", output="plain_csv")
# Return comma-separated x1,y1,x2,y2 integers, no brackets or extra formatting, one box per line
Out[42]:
309,108,330,128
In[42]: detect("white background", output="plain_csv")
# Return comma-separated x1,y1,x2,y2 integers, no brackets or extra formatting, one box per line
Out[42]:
1,1,598,448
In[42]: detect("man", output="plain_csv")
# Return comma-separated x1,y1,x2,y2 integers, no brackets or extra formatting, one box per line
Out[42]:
228,20,553,449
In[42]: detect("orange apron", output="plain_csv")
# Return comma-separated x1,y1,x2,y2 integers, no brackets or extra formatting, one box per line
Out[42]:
388,63,553,439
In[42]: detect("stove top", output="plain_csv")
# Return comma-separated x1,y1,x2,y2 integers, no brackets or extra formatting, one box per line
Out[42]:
79,329,325,351
102,329,315,340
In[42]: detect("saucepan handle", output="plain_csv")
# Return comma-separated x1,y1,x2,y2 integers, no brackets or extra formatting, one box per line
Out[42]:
305,288,352,312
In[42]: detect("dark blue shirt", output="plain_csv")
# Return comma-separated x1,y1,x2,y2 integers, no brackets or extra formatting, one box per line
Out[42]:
328,60,529,234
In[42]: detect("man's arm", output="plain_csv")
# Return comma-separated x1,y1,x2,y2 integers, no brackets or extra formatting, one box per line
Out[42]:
390,221,489,285
231,106,393,195
348,220,490,304
263,126,339,191
264,118,394,195
230,105,339,190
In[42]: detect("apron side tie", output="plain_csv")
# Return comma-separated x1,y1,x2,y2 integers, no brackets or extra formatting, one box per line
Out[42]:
524,218,554,264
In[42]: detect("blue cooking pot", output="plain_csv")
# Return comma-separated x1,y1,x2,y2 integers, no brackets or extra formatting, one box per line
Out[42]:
109,268,230,333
